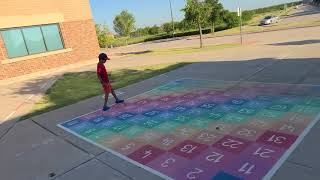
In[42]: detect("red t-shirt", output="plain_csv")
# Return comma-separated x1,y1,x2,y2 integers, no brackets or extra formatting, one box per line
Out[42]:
97,63,109,83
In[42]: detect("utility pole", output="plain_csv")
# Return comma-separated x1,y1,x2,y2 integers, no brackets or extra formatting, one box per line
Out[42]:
169,0,175,38
238,7,243,45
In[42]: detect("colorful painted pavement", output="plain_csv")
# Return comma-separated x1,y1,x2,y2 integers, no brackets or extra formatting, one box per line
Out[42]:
58,79,320,180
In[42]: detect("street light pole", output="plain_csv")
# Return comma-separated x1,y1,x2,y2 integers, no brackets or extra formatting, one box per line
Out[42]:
169,0,175,38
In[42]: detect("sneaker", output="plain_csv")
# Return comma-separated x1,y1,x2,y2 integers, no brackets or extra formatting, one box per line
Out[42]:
115,99,124,104
103,106,110,111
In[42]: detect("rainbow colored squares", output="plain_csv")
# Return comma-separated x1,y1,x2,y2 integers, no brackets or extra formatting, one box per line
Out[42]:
59,79,320,180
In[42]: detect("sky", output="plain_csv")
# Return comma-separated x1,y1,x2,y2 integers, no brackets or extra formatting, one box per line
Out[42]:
90,0,298,30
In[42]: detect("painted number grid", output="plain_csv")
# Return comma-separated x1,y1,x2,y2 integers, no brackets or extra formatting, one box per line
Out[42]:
58,79,320,180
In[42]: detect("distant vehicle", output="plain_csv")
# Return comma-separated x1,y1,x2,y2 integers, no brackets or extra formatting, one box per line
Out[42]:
260,16,279,25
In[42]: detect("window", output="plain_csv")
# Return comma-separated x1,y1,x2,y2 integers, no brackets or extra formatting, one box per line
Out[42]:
0,24,64,58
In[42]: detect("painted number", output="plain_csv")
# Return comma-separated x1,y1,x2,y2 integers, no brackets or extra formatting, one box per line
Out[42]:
238,162,255,175
279,124,296,133
237,128,257,137
222,139,243,149
268,135,286,144
198,133,216,142
161,158,176,168
253,147,275,158
142,150,152,159
161,138,175,146
206,152,224,163
121,143,135,151
186,168,204,179
180,144,198,154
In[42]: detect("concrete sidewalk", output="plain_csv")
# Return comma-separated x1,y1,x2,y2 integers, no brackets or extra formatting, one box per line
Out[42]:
1,57,320,180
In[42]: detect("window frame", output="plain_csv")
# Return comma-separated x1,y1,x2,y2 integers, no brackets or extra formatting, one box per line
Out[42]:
0,23,65,59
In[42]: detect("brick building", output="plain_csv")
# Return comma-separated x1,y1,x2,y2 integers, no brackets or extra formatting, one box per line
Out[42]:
0,0,99,80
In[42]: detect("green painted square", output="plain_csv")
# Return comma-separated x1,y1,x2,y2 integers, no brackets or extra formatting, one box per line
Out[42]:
291,105,320,115
237,108,258,116
121,126,146,137
79,127,101,137
256,109,284,120
267,104,293,112
206,112,226,121
140,119,163,128
154,121,181,133
109,123,132,133
222,113,249,123
302,98,320,107
172,115,192,124
87,129,115,141
188,118,211,129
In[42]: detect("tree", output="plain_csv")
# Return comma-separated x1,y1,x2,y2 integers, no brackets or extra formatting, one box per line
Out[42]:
95,24,114,48
205,0,223,34
162,22,174,34
113,10,136,37
183,0,211,48
222,10,240,29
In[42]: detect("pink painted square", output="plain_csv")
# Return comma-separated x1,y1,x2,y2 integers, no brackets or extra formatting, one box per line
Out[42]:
128,145,165,165
213,135,252,154
257,130,298,149
147,153,189,179
170,140,209,160
193,147,237,170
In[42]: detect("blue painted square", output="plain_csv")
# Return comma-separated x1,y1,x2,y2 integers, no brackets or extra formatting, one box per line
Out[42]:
88,116,108,124
212,172,243,180
142,109,163,117
156,111,177,121
255,95,274,102
183,108,209,117
198,102,217,110
215,104,240,113
242,100,271,109
170,106,190,113
61,119,82,128
228,99,248,106
127,115,149,124
117,113,136,120
68,122,94,133
100,119,118,128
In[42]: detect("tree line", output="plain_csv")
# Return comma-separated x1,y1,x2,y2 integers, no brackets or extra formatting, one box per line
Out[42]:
96,0,302,48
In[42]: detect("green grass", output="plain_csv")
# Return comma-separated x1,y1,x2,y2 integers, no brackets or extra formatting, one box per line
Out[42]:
21,63,191,120
117,43,240,57
149,44,239,56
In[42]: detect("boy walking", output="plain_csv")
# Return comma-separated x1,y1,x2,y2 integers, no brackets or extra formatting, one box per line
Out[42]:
97,53,124,111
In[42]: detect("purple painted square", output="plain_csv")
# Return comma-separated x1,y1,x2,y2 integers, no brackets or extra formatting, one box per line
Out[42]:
223,150,278,180
257,130,298,149
128,145,165,165
147,153,189,178
61,119,83,128
240,143,286,166
170,140,208,159
117,113,136,120
172,162,220,180
213,135,252,154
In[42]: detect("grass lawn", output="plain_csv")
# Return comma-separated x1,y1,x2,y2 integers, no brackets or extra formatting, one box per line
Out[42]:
21,62,190,120
118,43,240,57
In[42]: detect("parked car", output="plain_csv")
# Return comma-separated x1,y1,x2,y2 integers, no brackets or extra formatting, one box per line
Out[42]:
260,16,279,25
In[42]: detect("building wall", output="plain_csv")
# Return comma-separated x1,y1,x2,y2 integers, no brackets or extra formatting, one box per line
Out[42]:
0,0,99,80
